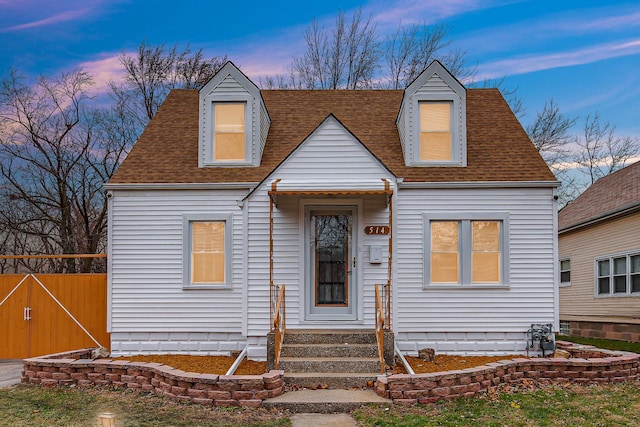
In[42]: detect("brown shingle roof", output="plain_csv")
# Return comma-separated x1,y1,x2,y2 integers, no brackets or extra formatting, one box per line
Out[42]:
558,160,640,232
109,88,556,185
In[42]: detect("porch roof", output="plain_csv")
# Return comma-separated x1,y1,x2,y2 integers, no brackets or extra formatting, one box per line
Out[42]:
267,178,393,206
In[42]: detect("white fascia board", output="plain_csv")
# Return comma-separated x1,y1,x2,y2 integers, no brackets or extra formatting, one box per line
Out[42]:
397,180,560,189
104,182,259,191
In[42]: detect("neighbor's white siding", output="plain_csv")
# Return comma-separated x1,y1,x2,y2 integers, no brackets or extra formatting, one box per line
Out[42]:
394,186,556,354
109,189,248,354
245,117,395,337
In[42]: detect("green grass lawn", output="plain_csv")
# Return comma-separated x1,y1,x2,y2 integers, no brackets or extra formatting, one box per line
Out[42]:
354,382,640,427
2,381,639,426
557,334,640,354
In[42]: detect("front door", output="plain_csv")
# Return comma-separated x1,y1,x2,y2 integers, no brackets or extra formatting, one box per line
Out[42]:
306,206,357,320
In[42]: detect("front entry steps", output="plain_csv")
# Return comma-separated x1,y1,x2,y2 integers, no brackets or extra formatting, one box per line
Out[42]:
276,329,383,389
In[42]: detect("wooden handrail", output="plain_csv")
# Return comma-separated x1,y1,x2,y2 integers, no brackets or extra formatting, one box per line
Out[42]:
374,284,385,373
272,284,286,370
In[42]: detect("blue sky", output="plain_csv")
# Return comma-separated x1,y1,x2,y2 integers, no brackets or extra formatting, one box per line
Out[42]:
1,0,639,136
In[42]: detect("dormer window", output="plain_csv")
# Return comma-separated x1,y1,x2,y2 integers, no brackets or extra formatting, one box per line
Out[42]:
397,60,466,167
420,102,452,161
214,102,246,161
198,62,270,168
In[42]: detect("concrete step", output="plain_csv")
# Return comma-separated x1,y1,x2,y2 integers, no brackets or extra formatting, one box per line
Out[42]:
284,372,381,389
279,357,381,374
280,343,378,358
283,329,377,345
263,389,391,413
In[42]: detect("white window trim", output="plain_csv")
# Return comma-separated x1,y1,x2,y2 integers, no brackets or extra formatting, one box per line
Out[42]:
202,93,253,167
559,257,571,287
594,250,640,298
182,213,233,289
411,93,465,167
423,212,510,289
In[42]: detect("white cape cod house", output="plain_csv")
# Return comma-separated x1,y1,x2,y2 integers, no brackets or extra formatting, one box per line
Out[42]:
106,61,558,359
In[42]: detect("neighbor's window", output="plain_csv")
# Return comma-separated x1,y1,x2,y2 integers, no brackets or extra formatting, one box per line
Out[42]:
425,215,508,286
419,102,452,161
214,103,246,161
596,252,640,296
560,258,571,286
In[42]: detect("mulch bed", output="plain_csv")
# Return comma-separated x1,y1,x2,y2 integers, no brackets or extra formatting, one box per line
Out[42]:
111,354,519,376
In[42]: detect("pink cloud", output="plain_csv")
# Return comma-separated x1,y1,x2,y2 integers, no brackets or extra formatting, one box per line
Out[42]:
0,8,89,32
78,54,125,95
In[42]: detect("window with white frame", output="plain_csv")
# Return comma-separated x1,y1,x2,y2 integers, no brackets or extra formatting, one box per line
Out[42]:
183,214,232,288
424,213,509,286
596,252,640,296
560,258,571,286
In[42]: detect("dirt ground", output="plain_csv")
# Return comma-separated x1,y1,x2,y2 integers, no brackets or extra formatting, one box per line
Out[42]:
112,354,519,376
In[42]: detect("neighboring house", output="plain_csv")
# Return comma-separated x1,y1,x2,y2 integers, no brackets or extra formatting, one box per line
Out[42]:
558,161,640,341
106,60,558,359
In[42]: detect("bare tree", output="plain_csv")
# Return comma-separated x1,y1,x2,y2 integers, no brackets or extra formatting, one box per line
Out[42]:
0,69,132,272
290,9,379,89
383,23,476,89
574,113,640,185
527,99,577,165
110,41,227,127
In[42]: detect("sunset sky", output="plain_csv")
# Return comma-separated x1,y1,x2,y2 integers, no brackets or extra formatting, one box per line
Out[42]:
1,0,639,136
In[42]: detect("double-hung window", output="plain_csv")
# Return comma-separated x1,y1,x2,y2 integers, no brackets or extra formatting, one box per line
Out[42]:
213,102,246,161
419,102,452,161
425,213,509,287
183,214,232,288
560,258,571,286
596,252,640,296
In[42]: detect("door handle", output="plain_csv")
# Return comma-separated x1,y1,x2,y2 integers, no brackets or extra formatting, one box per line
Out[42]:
24,307,31,321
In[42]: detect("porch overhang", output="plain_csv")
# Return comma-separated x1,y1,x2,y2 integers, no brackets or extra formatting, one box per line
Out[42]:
268,177,394,330
268,178,394,207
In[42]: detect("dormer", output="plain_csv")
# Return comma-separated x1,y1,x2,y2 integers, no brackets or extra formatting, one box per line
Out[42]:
396,60,467,167
198,62,270,167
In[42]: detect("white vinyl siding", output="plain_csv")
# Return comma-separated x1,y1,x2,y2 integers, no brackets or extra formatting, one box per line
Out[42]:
395,187,556,333
109,189,247,334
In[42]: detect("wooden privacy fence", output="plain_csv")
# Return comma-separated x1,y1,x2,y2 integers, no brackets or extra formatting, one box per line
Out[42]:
0,258,109,359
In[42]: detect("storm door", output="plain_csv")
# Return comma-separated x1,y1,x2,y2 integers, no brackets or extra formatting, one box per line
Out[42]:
306,207,357,320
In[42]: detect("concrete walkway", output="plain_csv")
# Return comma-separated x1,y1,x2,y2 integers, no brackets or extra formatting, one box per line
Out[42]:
0,360,23,388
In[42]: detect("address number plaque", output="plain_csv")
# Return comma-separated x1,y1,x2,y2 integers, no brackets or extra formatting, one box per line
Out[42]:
364,225,390,235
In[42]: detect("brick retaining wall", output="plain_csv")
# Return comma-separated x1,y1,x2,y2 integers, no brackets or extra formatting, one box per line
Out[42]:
22,349,284,408
563,320,640,342
375,341,640,404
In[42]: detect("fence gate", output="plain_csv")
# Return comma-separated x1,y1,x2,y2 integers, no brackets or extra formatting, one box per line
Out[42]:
0,274,109,359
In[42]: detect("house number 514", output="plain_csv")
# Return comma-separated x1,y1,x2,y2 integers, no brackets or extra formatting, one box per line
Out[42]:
364,225,389,235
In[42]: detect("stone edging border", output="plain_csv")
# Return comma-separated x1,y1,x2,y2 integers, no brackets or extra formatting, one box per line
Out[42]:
22,349,284,408
375,341,640,404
